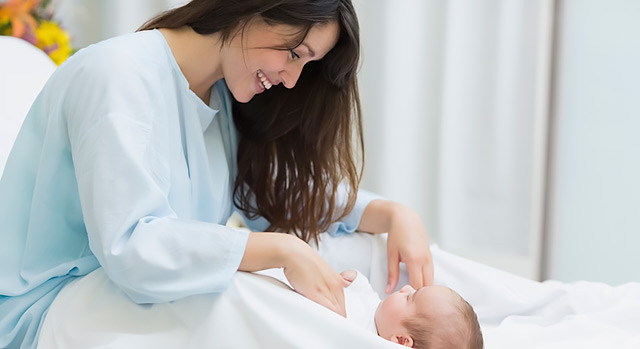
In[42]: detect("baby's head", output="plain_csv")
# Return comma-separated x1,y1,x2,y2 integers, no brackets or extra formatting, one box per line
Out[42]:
374,284,483,349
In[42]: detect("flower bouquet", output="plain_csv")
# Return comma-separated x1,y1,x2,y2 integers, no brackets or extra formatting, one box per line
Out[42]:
0,0,72,65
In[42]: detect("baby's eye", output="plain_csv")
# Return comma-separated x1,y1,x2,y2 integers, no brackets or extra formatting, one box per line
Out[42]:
407,291,415,303
290,49,300,59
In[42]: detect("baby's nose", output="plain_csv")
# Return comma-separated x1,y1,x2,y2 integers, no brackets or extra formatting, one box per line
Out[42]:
400,285,415,293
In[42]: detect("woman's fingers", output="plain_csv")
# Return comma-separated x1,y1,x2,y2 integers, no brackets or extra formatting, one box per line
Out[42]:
406,261,424,290
283,239,347,317
297,272,346,317
423,258,435,286
327,283,346,317
386,250,400,293
385,204,435,290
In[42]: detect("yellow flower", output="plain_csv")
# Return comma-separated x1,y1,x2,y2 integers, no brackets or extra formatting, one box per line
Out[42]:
35,20,71,65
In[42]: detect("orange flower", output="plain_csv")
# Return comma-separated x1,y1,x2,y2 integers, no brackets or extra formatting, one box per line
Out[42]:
0,0,41,38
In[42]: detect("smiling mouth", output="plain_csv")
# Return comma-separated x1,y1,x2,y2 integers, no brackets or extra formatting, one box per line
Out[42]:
257,70,272,89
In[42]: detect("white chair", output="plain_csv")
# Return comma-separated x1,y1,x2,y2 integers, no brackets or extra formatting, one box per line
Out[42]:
0,36,56,177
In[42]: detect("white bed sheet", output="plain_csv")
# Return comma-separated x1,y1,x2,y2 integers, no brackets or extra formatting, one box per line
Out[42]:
38,232,640,348
318,233,640,348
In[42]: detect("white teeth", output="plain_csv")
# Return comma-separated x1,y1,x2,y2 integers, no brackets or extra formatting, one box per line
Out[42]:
257,70,272,89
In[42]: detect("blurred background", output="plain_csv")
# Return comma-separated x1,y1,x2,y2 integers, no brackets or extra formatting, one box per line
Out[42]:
3,0,639,285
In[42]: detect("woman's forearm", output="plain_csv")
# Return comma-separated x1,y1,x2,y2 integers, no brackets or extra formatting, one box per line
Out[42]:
357,199,408,234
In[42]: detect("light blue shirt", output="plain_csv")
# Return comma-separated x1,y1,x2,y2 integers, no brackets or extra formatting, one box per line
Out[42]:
0,30,378,348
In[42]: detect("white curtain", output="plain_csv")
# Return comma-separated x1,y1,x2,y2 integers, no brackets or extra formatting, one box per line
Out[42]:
355,0,553,280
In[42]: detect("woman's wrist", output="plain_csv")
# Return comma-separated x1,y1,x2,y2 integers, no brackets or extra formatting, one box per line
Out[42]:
239,232,300,272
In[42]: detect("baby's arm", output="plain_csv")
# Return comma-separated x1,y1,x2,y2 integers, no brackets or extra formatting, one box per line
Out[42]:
340,270,358,287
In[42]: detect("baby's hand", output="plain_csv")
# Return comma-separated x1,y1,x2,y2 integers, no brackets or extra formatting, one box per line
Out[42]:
340,270,357,287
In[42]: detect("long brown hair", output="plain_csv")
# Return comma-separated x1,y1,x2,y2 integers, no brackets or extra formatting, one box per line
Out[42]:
139,0,363,243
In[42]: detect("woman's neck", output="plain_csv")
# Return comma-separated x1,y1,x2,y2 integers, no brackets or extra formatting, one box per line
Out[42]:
158,26,223,104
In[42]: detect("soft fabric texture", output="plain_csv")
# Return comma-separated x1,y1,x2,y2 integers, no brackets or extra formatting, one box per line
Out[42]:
38,268,402,349
0,29,377,348
260,268,381,333
38,233,640,348
344,270,381,334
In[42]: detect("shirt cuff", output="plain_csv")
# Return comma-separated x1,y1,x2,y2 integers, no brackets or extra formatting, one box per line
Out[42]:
327,189,382,236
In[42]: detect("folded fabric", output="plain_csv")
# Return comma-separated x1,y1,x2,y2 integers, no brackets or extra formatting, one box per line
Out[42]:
39,267,401,349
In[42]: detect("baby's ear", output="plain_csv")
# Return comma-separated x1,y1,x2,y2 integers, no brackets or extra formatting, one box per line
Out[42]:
391,335,413,347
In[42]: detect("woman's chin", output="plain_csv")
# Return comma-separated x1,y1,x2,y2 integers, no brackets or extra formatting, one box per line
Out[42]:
231,91,253,104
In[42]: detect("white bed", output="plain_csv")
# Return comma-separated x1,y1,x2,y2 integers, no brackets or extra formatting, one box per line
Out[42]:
37,232,640,348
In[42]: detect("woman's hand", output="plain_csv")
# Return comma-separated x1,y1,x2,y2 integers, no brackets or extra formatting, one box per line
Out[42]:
239,233,346,317
385,204,434,293
281,236,347,317
358,199,434,293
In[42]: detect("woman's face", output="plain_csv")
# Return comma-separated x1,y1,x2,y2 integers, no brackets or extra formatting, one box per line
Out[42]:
221,18,340,103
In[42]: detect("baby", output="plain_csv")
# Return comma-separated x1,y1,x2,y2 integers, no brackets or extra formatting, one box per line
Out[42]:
341,270,483,349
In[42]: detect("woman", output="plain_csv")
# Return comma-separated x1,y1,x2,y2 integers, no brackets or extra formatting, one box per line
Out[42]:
0,0,433,347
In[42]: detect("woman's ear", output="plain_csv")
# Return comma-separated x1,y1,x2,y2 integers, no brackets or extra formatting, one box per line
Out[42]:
391,334,414,347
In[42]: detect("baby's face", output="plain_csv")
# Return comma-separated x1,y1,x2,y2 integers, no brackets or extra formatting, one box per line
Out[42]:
374,284,458,340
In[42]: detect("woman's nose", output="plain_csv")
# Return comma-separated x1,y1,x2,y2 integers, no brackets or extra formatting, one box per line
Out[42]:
281,61,304,89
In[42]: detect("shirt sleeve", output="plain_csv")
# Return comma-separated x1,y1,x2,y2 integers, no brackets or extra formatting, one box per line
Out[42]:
326,187,382,236
64,52,248,304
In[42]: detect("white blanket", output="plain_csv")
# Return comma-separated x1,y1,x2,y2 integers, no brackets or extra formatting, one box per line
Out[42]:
39,268,400,349
38,233,640,348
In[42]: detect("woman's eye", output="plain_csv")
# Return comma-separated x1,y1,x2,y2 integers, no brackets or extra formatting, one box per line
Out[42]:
290,49,300,59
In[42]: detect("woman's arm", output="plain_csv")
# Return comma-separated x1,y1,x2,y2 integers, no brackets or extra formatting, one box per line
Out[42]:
358,199,434,293
239,232,347,317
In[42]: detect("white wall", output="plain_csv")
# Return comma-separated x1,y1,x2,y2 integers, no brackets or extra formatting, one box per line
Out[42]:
544,0,640,285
